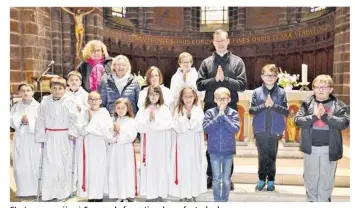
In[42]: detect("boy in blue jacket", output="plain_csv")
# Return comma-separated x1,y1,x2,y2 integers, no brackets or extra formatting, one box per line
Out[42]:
249,64,289,192
203,87,240,202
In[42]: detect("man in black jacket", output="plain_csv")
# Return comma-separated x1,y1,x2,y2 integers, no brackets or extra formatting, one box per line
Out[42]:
197,29,247,189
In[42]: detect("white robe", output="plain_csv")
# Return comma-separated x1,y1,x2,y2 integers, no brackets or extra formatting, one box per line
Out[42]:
170,67,204,107
138,84,174,110
108,116,138,199
10,99,41,197
65,86,89,195
135,105,172,199
76,108,115,199
169,106,207,198
35,94,81,201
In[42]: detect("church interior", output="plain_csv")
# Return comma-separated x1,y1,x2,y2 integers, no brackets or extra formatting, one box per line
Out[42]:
9,7,350,202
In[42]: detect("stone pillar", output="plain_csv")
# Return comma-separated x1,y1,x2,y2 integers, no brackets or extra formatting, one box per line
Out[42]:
16,8,52,88
145,7,154,29
183,7,192,31
126,7,139,27
85,7,104,42
333,7,350,105
191,7,200,32
236,7,246,31
61,7,75,76
228,7,238,31
10,7,24,93
279,7,288,25
51,7,63,76
288,7,298,24
137,7,144,28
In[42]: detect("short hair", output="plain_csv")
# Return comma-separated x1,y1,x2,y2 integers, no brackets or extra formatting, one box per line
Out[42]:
88,91,101,99
214,87,231,98
67,70,82,81
81,40,109,61
145,66,163,86
213,29,228,39
312,74,335,88
112,55,132,73
261,64,279,75
114,98,134,118
178,52,193,65
50,77,66,89
144,86,165,108
18,83,35,91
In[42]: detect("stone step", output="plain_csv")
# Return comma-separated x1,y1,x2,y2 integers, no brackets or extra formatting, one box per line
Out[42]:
15,183,350,202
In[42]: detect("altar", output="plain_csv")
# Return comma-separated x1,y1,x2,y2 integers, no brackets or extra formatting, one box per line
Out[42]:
234,90,313,143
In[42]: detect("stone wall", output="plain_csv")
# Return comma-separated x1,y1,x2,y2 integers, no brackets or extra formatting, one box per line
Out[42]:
332,7,350,104
10,7,52,93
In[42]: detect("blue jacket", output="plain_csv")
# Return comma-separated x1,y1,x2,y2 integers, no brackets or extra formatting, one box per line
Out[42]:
249,84,289,136
99,74,140,115
203,107,240,156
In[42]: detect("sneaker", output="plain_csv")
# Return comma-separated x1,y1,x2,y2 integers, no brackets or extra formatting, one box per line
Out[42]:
266,181,275,191
255,180,266,191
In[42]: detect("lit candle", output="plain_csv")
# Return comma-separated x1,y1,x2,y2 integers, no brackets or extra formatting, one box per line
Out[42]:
302,64,308,83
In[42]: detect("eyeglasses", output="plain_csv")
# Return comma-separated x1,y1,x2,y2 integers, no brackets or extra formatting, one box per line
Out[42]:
314,86,330,91
88,98,100,102
215,97,229,102
262,74,277,79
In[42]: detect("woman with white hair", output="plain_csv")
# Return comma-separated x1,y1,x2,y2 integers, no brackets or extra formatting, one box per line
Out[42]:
99,55,140,115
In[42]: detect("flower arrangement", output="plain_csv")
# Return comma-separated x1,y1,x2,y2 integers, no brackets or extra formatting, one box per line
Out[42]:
277,68,300,89
133,71,147,87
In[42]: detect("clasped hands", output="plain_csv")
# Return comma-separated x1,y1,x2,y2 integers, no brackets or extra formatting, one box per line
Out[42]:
215,65,225,82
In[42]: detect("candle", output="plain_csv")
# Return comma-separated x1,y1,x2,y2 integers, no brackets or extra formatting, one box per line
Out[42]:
302,64,308,83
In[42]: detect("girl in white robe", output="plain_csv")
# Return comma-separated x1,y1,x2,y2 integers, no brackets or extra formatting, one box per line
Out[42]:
10,83,41,197
76,92,115,202
170,52,204,107
135,86,172,202
169,86,207,201
137,66,173,110
35,78,81,201
108,98,138,201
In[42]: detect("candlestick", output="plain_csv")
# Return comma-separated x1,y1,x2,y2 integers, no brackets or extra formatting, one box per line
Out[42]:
302,64,308,83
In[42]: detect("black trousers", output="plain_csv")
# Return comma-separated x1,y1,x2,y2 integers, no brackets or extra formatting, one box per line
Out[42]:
206,150,234,178
255,133,279,181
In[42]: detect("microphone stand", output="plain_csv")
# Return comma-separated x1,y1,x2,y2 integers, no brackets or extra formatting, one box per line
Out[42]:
37,63,53,102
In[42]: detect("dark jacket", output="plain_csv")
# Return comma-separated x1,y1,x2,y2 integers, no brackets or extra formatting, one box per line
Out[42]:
99,74,140,115
203,107,240,156
196,52,247,111
294,94,349,161
249,84,289,136
77,56,113,93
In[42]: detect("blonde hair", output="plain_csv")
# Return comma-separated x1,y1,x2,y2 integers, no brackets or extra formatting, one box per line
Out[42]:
178,52,193,65
67,70,82,81
261,64,279,75
88,91,101,99
214,87,231,98
213,29,228,39
50,77,67,88
82,40,109,61
312,74,335,88
112,55,132,73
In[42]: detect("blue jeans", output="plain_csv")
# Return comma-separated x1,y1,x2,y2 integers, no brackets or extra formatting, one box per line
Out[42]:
210,154,233,202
